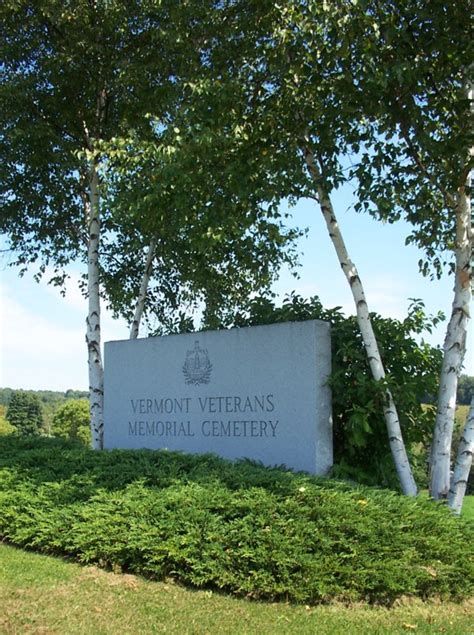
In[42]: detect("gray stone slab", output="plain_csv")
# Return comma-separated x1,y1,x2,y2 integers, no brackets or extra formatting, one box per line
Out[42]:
103,320,332,474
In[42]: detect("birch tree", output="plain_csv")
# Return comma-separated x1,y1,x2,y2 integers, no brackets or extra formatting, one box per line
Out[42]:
302,145,417,495
335,0,473,506
129,240,156,340
212,0,471,501
0,0,203,446
448,397,474,513
178,0,472,498
99,121,300,336
1,1,300,447
181,0,418,493
2,1,108,446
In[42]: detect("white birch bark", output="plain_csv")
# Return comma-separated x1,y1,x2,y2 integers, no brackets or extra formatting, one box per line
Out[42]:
303,144,418,496
448,396,474,514
430,182,472,499
430,79,473,501
129,239,156,339
86,164,104,449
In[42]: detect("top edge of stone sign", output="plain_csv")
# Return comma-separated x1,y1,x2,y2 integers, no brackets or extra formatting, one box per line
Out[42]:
105,319,329,345
104,319,332,475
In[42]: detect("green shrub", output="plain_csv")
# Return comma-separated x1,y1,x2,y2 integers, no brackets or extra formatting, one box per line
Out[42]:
52,399,91,446
0,437,472,605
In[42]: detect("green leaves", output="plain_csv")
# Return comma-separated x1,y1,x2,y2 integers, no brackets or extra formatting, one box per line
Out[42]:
52,399,90,446
341,0,473,269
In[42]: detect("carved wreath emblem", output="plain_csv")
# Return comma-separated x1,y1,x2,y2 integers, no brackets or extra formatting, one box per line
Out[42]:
183,341,212,385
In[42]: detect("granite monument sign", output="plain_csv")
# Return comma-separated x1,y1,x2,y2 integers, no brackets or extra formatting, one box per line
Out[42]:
103,320,332,474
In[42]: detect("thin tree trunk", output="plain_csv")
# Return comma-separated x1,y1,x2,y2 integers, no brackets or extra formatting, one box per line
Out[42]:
448,396,474,513
129,239,156,339
430,77,473,501
430,183,472,499
86,163,104,449
303,143,418,496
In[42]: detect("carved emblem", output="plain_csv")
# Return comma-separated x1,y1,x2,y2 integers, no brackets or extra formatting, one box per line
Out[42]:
183,341,212,385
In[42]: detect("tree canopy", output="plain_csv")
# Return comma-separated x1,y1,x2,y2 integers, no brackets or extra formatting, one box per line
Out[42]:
0,0,301,328
52,399,91,446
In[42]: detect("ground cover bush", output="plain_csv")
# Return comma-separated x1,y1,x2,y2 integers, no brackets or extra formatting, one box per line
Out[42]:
0,437,473,605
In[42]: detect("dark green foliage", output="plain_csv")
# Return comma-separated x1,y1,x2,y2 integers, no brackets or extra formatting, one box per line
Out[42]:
64,389,89,401
457,376,474,406
226,294,443,489
0,407,15,437
0,437,472,604
5,391,44,436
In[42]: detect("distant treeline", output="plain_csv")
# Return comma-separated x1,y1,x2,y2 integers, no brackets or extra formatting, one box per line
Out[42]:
0,387,91,442
1,377,472,407
0,388,88,408
0,388,89,434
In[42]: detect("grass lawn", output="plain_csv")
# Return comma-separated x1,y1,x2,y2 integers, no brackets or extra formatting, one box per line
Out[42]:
1,543,473,635
455,404,470,426
462,495,474,523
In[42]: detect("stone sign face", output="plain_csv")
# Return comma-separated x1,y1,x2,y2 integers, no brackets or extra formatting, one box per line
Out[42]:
103,320,332,474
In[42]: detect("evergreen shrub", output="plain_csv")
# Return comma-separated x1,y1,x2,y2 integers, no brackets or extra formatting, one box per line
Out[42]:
5,391,44,436
0,437,472,604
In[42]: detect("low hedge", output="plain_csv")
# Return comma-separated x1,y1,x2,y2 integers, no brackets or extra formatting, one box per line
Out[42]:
0,437,473,604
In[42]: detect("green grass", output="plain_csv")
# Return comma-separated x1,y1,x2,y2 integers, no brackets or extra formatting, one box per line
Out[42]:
462,495,474,523
1,543,473,635
455,404,470,427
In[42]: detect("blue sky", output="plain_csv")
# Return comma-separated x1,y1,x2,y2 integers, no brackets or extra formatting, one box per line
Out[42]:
1,191,472,391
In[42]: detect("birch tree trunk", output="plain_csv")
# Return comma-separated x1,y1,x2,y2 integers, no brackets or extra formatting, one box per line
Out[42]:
430,78,473,501
129,239,156,339
430,184,472,499
86,163,104,449
303,144,418,496
448,396,474,513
